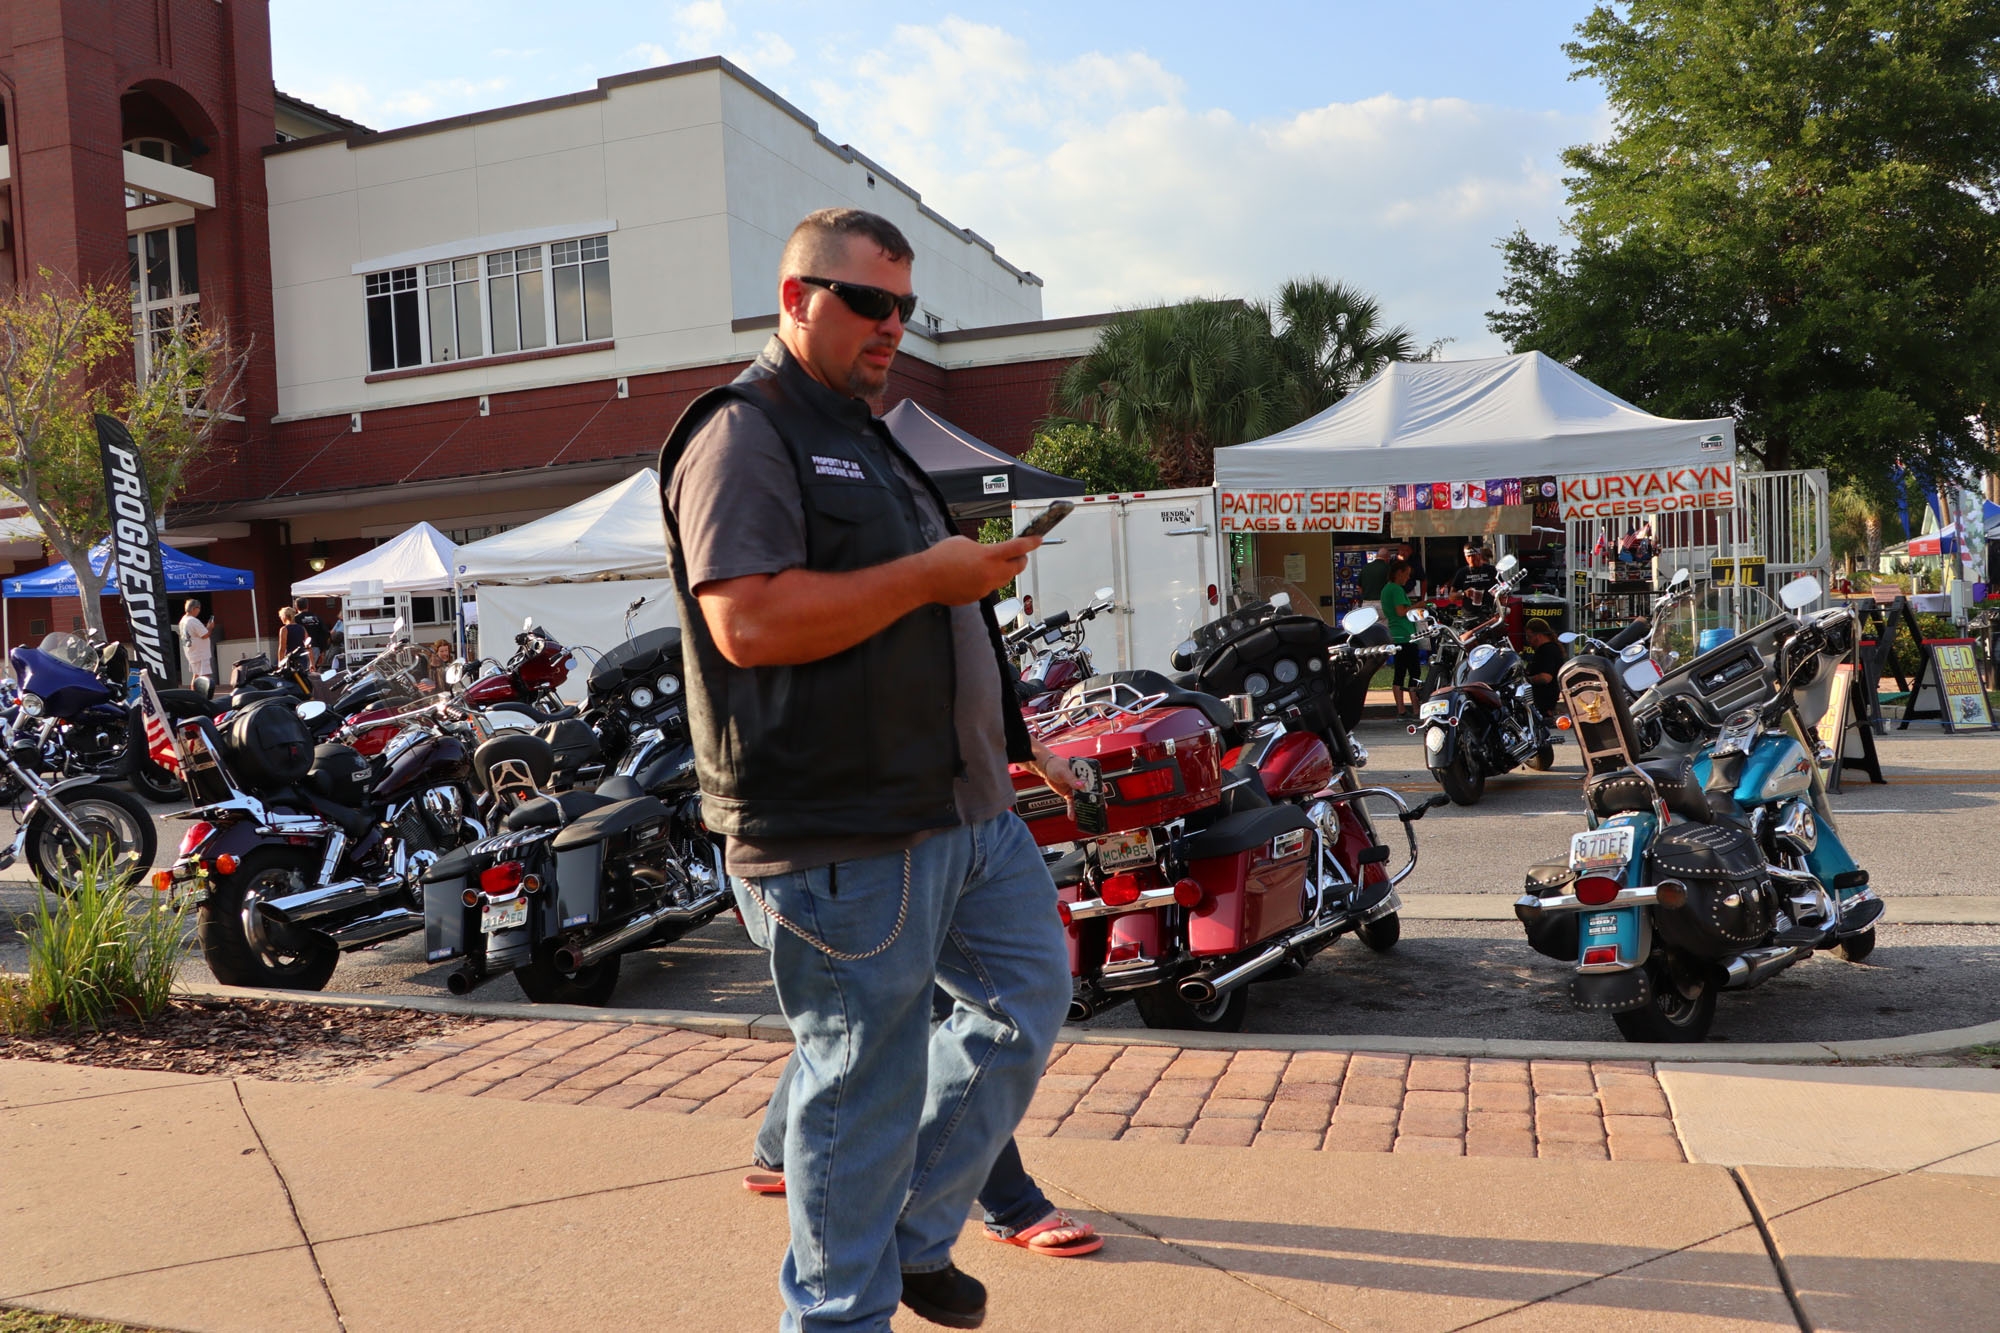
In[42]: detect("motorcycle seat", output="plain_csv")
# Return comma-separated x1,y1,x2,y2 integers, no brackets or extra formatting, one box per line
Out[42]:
595,775,647,803
503,789,615,831
304,792,372,837
1181,801,1312,861
1046,846,1087,888
1072,670,1238,735
1582,757,1714,825
552,796,671,850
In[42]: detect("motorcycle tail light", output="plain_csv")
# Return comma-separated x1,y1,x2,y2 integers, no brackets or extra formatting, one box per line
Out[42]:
480,860,526,896
461,888,481,908
1655,879,1688,910
1172,878,1205,909
1057,901,1073,927
1100,875,1142,907
213,854,238,876
1574,875,1621,906
177,821,216,859
1116,768,1176,801
521,874,543,895
1582,945,1619,966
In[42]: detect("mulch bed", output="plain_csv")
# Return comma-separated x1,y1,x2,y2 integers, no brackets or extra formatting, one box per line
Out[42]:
0,998,481,1081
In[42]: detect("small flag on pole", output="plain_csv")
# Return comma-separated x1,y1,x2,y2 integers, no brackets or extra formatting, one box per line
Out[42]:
135,672,187,781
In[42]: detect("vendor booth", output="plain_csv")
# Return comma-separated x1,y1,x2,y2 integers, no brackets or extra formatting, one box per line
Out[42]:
1212,352,1759,632
880,400,1084,520
292,522,461,660
452,469,675,699
2,539,262,668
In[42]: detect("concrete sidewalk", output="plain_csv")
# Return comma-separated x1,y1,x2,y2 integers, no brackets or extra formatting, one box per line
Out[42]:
4,1055,1998,1331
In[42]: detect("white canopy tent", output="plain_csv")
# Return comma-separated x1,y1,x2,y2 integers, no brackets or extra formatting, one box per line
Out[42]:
1214,352,1736,491
292,521,461,596
452,470,675,701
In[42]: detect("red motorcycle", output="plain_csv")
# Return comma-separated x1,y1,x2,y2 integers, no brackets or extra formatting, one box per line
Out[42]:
1013,601,1445,1032
996,587,1114,715
350,624,575,758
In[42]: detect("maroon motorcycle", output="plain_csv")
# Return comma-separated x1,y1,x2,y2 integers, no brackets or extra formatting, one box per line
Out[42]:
997,587,1114,716
1014,602,1445,1032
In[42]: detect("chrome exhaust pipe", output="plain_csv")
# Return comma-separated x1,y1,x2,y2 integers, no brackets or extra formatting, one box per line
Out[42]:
261,878,379,925
1067,996,1094,1023
446,966,484,995
1180,941,1291,1003
1177,974,1220,1005
552,891,725,972
1722,945,1803,990
325,906,423,949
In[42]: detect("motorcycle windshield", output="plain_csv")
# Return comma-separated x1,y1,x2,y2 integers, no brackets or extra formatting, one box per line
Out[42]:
1649,584,1782,677
1180,574,1324,661
36,633,96,671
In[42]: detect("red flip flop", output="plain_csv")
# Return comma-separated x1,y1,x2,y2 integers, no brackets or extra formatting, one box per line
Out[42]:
986,1209,1102,1257
743,1170,786,1196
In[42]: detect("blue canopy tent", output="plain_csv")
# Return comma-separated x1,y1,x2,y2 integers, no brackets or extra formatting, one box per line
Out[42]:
1,539,262,670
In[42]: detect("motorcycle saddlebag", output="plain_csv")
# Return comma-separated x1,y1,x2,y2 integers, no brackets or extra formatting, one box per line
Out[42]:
422,844,476,963
230,654,273,688
550,797,671,931
220,699,313,794
303,743,371,808
1521,860,1580,961
536,717,601,777
1184,804,1314,958
1646,822,1775,957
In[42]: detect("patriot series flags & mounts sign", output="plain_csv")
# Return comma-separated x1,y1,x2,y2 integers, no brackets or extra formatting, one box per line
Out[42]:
96,413,178,688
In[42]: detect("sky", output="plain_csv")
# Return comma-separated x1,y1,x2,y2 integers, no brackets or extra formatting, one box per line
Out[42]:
270,1,1614,355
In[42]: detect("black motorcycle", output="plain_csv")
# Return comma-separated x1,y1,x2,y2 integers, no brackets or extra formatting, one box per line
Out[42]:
1409,555,1557,805
164,695,485,990
421,729,729,1005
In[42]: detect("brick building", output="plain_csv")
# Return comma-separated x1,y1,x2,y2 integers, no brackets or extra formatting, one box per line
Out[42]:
0,1,1098,656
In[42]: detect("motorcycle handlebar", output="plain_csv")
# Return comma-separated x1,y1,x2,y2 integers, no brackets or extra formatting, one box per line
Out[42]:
1604,618,1652,651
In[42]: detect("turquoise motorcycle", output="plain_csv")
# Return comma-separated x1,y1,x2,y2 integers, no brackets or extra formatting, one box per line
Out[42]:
1515,574,1881,1042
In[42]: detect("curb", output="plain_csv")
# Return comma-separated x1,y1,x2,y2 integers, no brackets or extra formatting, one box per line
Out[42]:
176,984,2000,1066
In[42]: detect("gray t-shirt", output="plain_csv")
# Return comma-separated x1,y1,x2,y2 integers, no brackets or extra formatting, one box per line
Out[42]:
669,398,1015,877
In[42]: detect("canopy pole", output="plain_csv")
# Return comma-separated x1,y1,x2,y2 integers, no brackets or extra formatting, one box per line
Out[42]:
251,588,264,660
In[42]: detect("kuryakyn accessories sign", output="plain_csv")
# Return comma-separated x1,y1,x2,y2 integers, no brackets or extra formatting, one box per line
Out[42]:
1555,465,1737,521
97,413,179,686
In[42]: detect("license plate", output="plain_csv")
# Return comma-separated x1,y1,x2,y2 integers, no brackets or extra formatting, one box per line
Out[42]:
1570,826,1635,873
1419,699,1449,720
482,898,528,933
1094,829,1156,872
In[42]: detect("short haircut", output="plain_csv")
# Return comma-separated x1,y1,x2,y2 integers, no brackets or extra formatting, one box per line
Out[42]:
780,208,914,278
279,607,295,622
185,599,201,612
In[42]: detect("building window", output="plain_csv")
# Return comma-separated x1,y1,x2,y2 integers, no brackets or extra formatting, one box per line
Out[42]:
128,222,199,381
486,248,546,355
366,268,421,371
425,258,481,362
551,235,612,344
123,137,193,208
442,522,514,544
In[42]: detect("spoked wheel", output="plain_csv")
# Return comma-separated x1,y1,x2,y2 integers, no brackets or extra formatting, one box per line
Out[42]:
197,852,339,990
1613,952,1717,1043
23,784,158,894
1134,982,1249,1033
516,949,622,1006
129,759,185,804
1356,911,1401,952
1436,756,1485,806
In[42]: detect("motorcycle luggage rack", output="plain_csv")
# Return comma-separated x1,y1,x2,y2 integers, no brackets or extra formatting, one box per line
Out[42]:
1029,682,1169,736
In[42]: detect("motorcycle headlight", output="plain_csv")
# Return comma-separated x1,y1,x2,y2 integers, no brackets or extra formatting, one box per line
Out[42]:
657,673,680,697
18,693,43,718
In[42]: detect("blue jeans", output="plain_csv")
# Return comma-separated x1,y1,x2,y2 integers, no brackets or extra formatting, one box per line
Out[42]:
732,810,1070,1333
754,997,1054,1236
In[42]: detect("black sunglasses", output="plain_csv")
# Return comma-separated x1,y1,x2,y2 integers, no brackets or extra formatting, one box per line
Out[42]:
800,276,920,324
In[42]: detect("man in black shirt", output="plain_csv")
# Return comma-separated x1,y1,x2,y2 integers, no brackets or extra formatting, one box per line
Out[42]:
1447,543,1499,612
1525,618,1568,716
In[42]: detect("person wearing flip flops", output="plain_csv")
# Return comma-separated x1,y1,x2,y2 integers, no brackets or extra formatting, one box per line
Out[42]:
744,988,1102,1260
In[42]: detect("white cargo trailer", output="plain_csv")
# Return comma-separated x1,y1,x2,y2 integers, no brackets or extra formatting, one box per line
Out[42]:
1010,488,1231,673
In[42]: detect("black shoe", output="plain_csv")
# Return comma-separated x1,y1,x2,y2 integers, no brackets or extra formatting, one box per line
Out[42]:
901,1264,986,1329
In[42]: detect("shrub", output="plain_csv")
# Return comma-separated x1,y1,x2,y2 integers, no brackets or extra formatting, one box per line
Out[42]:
17,847,187,1032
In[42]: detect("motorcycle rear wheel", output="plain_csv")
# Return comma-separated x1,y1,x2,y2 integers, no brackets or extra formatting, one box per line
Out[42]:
516,950,622,1006
1612,953,1716,1043
1832,928,1876,964
1436,756,1485,806
1356,912,1400,952
197,852,339,991
1134,982,1248,1033
128,759,184,804
24,785,157,895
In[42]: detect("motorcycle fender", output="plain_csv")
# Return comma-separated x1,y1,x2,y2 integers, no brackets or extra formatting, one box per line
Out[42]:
1420,718,1457,769
179,821,287,901
1576,905,1650,972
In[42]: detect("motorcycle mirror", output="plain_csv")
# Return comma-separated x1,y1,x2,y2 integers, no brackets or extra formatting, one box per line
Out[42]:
1092,586,1114,603
1558,632,1578,645
392,616,407,639
1669,567,1692,589
1620,642,1649,663
1268,591,1291,611
1496,554,1520,576
1340,606,1380,635
993,596,1024,627
1779,575,1823,611
523,616,534,631
296,700,328,723
1169,638,1200,671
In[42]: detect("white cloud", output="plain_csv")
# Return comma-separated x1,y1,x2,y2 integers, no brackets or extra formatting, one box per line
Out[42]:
638,0,794,76
805,20,1595,354
289,76,509,128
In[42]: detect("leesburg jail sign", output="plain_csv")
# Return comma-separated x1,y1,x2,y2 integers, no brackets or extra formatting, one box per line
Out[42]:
1220,465,1735,535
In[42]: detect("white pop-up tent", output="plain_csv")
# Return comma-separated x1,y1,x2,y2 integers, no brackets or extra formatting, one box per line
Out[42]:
452,470,675,699
292,521,460,596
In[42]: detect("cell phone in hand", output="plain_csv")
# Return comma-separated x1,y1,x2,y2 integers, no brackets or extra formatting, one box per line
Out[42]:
1016,501,1075,542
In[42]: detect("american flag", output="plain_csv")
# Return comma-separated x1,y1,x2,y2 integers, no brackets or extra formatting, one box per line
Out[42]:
135,671,186,779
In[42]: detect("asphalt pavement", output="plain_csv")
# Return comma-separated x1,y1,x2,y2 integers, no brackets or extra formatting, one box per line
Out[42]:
3,722,1997,1044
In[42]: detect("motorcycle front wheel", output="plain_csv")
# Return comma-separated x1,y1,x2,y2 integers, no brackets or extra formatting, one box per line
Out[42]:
1613,952,1716,1043
197,852,339,991
24,784,157,895
1134,982,1248,1033
1435,755,1485,806
1356,911,1401,952
517,949,622,1006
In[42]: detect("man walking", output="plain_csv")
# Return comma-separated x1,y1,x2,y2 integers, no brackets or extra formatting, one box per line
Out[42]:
660,208,1073,1332
177,599,212,682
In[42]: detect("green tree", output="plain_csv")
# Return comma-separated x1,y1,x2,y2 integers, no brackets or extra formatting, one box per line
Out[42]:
1268,277,1421,421
0,275,247,640
1019,421,1161,495
1488,2,2000,495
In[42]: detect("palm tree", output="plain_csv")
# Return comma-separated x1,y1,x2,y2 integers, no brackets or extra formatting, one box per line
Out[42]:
1265,277,1420,422
1054,299,1285,487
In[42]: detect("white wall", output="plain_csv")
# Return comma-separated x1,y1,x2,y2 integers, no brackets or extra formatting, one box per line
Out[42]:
267,61,1045,421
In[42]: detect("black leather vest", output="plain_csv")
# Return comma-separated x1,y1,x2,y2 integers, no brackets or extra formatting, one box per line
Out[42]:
658,348,1033,839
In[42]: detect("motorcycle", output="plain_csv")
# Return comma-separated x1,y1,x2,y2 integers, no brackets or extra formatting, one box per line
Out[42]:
1514,572,1880,1042
1408,554,1559,804
11,633,185,803
1013,597,1443,1032
994,587,1115,715
0,705,156,893
419,729,729,1004
161,693,486,990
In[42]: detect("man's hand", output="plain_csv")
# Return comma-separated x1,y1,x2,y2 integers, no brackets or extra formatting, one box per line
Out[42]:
1026,739,1075,801
917,535,1040,607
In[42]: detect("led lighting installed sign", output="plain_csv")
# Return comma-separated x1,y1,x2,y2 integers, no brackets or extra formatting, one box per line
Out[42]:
1558,465,1736,521
1218,488,1390,533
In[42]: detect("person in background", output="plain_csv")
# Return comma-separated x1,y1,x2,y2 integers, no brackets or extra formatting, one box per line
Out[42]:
277,606,309,666
1524,619,1568,717
1380,558,1420,719
1357,544,1398,608
1447,542,1498,613
178,598,213,682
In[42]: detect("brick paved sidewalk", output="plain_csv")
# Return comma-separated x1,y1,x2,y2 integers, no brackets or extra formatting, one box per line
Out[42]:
355,1020,1685,1162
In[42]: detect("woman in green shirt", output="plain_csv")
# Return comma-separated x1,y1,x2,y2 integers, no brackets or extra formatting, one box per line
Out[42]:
1379,559,1420,720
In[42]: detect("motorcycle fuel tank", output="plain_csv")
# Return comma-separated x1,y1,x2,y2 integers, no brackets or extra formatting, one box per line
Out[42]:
1462,643,1523,690
1254,730,1335,800
464,673,522,706
1735,734,1814,805
376,733,471,802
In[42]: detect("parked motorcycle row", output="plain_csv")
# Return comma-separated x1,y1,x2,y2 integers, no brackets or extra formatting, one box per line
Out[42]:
18,561,1879,1044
